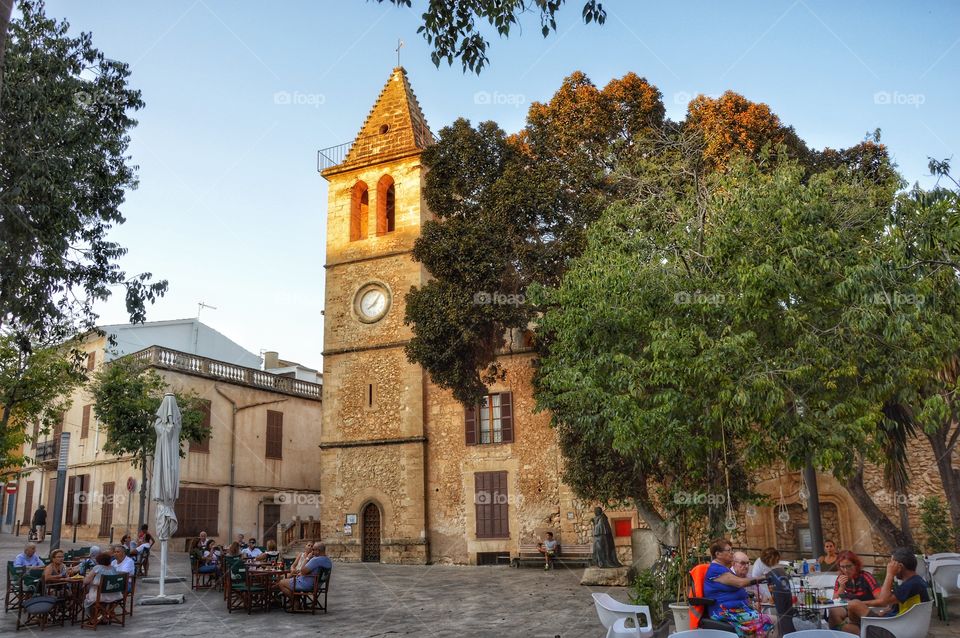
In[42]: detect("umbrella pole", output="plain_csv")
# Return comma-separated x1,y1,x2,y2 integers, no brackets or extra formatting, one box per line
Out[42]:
159,539,167,597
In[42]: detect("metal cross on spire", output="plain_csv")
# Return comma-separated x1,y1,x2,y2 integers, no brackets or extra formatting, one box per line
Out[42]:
396,38,404,67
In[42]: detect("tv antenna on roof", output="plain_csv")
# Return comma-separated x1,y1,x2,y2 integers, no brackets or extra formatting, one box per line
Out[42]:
197,301,217,320
396,39,404,67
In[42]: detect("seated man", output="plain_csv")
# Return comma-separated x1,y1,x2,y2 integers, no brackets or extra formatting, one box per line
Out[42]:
537,532,558,571
276,544,332,600
843,547,929,634
69,545,101,576
241,539,263,560
14,542,44,570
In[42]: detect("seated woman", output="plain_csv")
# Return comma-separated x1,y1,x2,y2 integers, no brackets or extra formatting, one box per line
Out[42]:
43,549,69,579
290,542,314,573
225,541,241,558
827,550,879,630
199,544,221,574
818,539,840,572
703,538,774,638
83,553,121,610
749,547,780,603
258,540,280,562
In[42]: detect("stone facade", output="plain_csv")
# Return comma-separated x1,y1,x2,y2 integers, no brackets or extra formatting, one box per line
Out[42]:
319,68,637,565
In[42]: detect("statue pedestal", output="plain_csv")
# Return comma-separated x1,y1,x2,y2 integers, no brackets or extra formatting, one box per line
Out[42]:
580,565,630,587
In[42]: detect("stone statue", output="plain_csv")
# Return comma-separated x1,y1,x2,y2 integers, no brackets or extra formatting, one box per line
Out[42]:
591,507,622,568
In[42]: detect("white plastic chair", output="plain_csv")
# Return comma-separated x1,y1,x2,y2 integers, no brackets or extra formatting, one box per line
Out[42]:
592,593,653,638
859,600,933,638
927,552,960,561
930,561,960,620
783,631,851,638
668,630,738,638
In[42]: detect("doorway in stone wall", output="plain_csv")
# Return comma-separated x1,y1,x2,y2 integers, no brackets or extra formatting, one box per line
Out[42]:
362,502,381,562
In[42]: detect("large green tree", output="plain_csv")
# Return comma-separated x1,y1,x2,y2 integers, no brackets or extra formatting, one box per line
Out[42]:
89,355,208,527
376,0,606,73
406,71,665,404
0,331,85,468
532,155,924,546
0,0,166,345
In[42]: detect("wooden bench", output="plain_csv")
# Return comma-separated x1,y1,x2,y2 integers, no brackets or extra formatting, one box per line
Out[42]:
512,543,592,569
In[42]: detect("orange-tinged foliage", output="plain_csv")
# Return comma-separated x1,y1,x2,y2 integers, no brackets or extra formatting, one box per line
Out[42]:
686,91,805,170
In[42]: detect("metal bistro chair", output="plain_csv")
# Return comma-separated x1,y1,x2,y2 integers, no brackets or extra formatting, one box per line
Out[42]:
82,573,129,630
284,567,330,615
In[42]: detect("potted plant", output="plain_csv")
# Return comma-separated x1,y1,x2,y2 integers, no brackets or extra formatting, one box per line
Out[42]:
630,568,672,638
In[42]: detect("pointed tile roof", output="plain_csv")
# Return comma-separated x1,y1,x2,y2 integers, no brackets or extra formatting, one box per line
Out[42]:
337,67,433,172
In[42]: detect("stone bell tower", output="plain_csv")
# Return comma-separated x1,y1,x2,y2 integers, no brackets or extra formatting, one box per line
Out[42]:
318,67,433,564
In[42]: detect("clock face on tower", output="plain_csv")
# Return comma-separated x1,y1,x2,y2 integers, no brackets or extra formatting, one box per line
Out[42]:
354,282,391,323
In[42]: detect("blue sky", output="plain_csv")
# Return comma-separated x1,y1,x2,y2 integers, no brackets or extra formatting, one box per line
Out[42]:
38,0,960,369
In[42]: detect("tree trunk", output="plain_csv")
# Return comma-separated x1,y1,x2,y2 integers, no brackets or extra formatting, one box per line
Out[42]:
635,494,678,546
844,459,912,550
897,499,915,548
926,425,960,533
0,0,14,104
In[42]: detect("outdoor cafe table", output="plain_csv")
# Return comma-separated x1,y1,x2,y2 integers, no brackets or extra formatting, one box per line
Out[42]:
245,567,287,613
44,575,85,625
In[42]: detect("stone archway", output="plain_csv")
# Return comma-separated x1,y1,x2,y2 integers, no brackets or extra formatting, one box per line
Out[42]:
361,501,381,563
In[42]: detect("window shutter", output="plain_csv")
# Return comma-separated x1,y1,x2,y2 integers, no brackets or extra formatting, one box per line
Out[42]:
65,476,76,525
79,474,90,524
500,392,513,443
464,404,478,445
81,404,90,439
190,400,211,453
266,410,283,459
494,471,509,538
86,352,96,371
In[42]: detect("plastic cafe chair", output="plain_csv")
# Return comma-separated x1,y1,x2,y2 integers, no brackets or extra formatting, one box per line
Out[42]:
592,592,653,638
859,600,933,638
927,552,960,561
668,630,740,637
783,631,853,638
930,561,960,621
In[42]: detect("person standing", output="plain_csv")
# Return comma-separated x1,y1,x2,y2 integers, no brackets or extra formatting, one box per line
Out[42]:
31,505,47,540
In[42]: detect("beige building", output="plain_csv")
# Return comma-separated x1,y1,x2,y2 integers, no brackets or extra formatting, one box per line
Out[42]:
14,322,323,546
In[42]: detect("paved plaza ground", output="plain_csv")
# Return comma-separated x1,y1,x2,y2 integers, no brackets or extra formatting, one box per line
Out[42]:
2,535,956,637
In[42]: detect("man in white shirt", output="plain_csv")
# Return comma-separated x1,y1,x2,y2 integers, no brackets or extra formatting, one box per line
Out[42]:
241,539,262,559
111,545,136,575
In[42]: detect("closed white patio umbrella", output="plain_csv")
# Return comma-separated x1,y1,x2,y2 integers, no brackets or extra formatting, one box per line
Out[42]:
152,393,181,600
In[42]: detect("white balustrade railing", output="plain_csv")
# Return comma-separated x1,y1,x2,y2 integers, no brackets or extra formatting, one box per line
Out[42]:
126,346,321,400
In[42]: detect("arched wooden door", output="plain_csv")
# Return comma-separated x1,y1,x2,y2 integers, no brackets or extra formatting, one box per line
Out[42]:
361,502,381,562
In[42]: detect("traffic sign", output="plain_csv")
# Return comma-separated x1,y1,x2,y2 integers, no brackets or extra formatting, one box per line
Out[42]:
5,483,16,494
126,477,136,492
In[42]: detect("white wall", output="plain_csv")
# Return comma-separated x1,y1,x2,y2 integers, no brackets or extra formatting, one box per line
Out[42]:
101,320,261,368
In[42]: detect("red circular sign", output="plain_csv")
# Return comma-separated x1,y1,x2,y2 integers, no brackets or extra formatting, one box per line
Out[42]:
5,484,16,494
126,477,136,492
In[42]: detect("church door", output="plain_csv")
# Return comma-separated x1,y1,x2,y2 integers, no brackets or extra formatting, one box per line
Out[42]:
361,502,381,563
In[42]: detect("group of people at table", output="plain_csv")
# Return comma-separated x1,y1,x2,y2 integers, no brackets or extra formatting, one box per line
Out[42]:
13,524,154,615
189,532,332,600
704,537,930,636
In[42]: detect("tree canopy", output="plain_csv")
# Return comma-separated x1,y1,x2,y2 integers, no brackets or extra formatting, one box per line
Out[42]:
375,0,607,73
0,0,166,347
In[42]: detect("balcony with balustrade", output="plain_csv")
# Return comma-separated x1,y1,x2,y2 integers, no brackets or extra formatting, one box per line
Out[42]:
129,346,321,401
